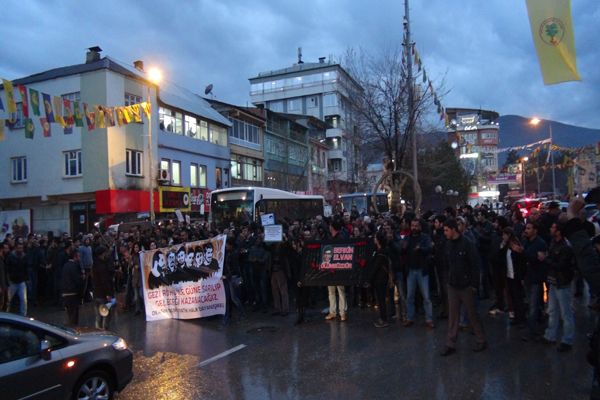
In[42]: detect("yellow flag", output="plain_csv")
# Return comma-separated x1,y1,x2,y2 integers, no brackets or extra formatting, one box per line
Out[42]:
53,96,66,127
95,106,106,128
525,0,580,85
2,79,17,113
0,119,5,141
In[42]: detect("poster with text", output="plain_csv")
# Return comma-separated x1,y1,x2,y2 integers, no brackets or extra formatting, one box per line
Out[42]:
0,209,32,241
140,235,227,321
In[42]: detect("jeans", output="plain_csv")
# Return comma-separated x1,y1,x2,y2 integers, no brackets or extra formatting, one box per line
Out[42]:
253,268,268,308
527,283,544,337
544,284,575,345
7,282,27,316
407,269,433,322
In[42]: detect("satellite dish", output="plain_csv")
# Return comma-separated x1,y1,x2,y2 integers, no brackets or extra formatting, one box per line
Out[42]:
204,84,213,95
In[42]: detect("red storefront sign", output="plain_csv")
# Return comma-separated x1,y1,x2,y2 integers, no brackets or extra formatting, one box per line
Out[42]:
191,188,211,213
95,189,158,214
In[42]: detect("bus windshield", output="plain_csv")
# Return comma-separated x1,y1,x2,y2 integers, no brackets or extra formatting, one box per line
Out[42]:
211,190,254,227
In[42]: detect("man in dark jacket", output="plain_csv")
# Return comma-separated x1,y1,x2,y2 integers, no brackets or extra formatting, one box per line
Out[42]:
92,245,116,330
540,222,576,351
440,218,487,356
513,221,548,341
6,242,28,316
403,219,434,328
0,242,9,311
61,245,84,326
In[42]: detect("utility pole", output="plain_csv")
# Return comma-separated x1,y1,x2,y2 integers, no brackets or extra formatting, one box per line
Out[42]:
404,0,418,214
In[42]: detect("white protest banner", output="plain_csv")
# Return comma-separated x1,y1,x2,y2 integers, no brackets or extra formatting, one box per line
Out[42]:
140,234,227,321
264,224,282,242
261,213,275,226
175,209,184,223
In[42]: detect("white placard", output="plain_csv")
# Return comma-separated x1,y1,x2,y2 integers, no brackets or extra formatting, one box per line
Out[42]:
175,209,184,223
323,205,332,217
261,213,275,226
264,224,283,242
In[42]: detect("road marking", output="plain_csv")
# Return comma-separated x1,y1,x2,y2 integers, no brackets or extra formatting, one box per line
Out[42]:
197,344,247,367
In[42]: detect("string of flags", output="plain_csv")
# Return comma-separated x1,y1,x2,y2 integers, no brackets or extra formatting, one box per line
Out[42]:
0,78,151,141
402,25,448,124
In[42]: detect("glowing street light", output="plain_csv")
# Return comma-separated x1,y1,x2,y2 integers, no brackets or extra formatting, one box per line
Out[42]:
146,67,162,223
521,156,529,196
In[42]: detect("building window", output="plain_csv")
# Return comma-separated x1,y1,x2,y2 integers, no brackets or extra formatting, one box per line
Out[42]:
185,115,199,138
171,161,181,185
62,92,81,103
308,96,319,108
126,149,143,176
190,164,207,187
323,93,337,107
63,150,82,177
231,156,263,182
329,159,342,172
11,156,27,183
287,98,301,112
124,92,142,106
159,107,183,134
209,124,227,146
230,119,260,145
269,100,283,112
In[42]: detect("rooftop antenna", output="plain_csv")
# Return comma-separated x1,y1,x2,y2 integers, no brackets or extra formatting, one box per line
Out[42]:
204,84,214,98
297,47,304,64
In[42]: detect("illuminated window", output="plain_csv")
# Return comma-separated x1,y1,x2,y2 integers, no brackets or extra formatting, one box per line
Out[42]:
171,161,181,185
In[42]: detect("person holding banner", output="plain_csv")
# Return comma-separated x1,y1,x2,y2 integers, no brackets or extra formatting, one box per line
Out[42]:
325,220,349,322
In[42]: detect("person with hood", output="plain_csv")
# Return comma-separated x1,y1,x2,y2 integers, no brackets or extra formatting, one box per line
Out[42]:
61,245,84,326
92,245,116,329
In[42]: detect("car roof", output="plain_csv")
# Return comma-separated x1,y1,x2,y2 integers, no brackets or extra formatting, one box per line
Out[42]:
0,312,75,337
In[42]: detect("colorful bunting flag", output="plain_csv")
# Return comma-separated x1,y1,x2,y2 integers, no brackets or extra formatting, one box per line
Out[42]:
130,104,142,123
141,101,151,119
17,85,29,118
24,118,34,139
2,79,17,113
29,88,40,116
0,94,4,111
53,96,66,127
122,106,132,123
0,119,4,141
115,107,125,126
63,99,74,126
64,125,73,135
83,103,95,131
40,117,51,137
42,93,55,123
73,101,83,127
95,105,106,128
104,107,115,127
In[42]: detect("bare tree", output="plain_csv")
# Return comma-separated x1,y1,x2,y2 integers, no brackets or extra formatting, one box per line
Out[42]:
343,47,443,214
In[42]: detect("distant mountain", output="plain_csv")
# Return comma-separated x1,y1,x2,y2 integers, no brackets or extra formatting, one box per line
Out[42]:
498,115,600,163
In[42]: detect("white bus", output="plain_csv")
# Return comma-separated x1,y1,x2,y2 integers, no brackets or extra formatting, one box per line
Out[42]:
210,187,325,227
339,192,390,215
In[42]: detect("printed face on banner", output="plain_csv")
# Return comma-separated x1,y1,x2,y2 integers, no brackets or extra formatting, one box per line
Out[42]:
320,244,355,270
141,235,227,321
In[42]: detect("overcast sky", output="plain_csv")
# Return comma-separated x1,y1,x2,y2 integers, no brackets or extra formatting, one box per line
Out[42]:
2,0,598,129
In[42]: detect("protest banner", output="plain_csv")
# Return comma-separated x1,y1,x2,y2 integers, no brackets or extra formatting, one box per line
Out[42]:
300,239,375,286
140,234,227,321
264,224,283,242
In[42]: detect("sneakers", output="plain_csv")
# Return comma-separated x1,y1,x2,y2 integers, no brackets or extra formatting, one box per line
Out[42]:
440,347,456,357
557,343,572,352
472,342,488,352
374,319,389,328
325,313,337,320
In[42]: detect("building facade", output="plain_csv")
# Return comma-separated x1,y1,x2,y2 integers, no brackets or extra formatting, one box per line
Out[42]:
446,108,500,205
0,48,230,235
248,56,362,200
207,100,266,188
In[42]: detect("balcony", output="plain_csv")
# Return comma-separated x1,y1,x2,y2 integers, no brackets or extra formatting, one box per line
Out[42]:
327,149,344,159
326,127,343,138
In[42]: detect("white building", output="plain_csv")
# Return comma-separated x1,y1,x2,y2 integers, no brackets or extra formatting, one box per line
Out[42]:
248,55,362,200
0,47,230,235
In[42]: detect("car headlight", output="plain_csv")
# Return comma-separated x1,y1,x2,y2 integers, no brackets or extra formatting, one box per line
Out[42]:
112,338,128,351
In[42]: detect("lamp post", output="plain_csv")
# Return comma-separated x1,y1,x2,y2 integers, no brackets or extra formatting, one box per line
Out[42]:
521,156,529,197
530,117,557,198
146,67,162,224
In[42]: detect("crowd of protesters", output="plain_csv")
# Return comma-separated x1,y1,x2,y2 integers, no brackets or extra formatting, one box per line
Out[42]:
0,199,595,359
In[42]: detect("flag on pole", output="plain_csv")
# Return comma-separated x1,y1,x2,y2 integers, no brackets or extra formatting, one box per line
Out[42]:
17,85,29,118
63,99,74,126
40,117,51,137
2,79,17,114
525,0,580,84
24,118,34,139
73,101,83,127
42,93,55,123
29,88,40,116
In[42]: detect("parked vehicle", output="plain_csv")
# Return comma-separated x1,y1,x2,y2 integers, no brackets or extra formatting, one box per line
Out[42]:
0,312,133,400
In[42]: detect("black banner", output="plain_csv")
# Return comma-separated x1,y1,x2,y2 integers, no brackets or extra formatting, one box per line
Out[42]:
300,239,375,286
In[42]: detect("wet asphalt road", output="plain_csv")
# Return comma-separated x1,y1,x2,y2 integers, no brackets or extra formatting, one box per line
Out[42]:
31,299,594,400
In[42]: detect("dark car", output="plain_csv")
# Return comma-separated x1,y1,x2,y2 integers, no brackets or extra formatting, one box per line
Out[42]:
0,312,133,400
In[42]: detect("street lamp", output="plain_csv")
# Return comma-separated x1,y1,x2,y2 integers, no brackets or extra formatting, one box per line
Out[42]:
146,67,162,223
530,117,556,198
521,156,529,197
